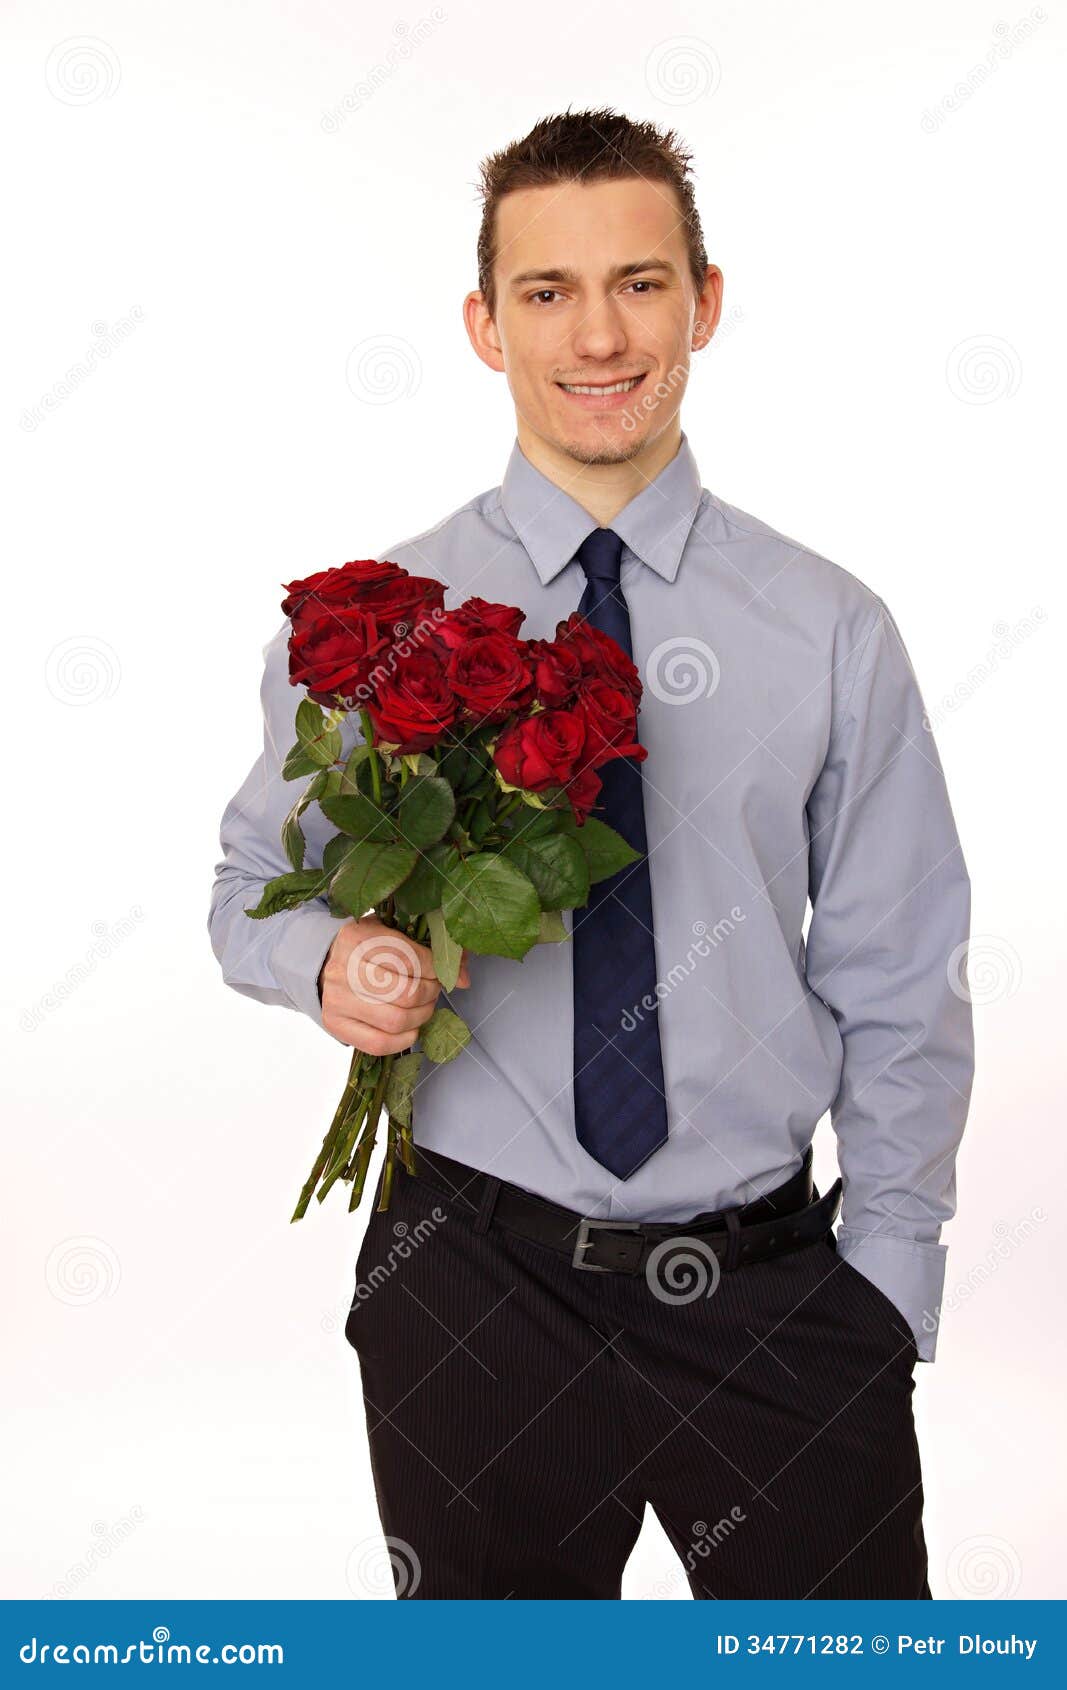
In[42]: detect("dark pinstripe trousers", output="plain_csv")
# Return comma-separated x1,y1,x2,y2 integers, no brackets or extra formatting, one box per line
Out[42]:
345,1154,929,1600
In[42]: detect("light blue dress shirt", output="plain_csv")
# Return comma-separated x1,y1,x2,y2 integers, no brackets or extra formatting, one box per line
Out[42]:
209,433,974,1360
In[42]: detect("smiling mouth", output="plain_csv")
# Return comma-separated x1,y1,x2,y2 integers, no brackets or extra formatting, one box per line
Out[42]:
557,374,646,396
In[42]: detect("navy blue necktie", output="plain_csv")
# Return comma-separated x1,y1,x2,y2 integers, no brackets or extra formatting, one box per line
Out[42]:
571,528,669,1179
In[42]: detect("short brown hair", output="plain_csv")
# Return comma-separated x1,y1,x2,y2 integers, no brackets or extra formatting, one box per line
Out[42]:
475,107,709,318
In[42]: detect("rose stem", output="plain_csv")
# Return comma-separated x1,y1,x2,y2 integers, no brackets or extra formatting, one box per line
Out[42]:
290,1048,368,1221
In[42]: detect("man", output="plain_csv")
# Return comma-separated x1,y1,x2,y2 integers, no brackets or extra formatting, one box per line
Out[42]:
209,109,973,1599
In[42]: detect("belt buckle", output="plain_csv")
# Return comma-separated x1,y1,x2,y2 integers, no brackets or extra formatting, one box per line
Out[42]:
572,1217,642,1273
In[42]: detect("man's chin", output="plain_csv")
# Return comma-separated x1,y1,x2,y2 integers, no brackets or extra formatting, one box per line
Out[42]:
553,430,650,467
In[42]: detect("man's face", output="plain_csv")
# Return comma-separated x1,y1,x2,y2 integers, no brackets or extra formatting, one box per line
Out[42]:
469,176,719,466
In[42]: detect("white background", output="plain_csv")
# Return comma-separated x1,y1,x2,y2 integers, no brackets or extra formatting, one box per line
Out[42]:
2,0,1064,1600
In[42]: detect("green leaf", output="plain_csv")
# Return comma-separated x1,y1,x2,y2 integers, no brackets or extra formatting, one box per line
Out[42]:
384,1050,423,1128
468,797,494,844
504,804,569,843
393,842,459,920
395,776,456,849
572,816,642,885
441,853,541,959
295,697,342,767
421,1005,472,1064
437,744,469,789
319,791,394,843
244,868,328,919
339,744,377,795
282,771,327,871
281,742,321,781
330,842,419,916
502,832,589,911
536,909,569,944
425,906,464,990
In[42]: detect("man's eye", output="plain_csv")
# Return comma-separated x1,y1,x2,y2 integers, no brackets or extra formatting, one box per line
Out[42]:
530,290,560,305
626,280,660,294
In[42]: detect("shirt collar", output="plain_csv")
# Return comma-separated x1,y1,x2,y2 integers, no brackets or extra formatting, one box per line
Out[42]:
499,431,704,587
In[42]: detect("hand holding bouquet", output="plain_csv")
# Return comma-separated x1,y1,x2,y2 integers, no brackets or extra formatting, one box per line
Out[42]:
246,557,648,1218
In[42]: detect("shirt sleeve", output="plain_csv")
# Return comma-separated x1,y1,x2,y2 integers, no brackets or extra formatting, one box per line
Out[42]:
207,620,353,1031
804,596,974,1362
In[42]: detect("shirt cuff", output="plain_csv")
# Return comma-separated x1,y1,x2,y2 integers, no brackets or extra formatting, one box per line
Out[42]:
270,907,350,1029
835,1227,947,1363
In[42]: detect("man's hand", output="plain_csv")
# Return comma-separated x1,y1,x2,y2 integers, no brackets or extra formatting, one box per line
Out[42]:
317,915,470,1053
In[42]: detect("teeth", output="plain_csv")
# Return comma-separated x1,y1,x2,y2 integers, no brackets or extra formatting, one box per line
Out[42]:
560,377,642,396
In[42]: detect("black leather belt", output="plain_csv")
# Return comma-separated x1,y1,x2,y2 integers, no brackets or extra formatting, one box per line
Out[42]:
401,1144,843,1275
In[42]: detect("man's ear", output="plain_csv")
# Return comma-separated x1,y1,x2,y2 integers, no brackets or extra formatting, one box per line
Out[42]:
463,290,506,375
692,265,725,352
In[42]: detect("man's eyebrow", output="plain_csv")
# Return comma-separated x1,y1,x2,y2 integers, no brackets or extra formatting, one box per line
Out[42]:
508,258,678,289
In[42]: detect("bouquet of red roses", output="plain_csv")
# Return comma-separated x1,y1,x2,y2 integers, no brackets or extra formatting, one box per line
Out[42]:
247,557,648,1218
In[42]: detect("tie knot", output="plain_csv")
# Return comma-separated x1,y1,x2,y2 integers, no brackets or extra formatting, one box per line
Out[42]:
575,527,624,586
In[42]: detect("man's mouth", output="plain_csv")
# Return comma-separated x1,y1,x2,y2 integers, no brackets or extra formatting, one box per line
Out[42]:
557,374,645,396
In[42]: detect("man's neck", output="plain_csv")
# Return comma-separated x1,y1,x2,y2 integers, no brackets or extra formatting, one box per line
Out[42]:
515,420,683,529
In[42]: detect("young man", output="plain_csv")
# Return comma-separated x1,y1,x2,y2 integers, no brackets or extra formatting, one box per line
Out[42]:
209,109,974,1599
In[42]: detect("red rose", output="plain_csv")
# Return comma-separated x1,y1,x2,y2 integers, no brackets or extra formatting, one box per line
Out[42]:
577,677,647,768
281,558,402,619
360,573,447,644
447,632,535,724
434,597,525,652
493,708,587,791
566,762,603,826
287,608,391,708
366,649,457,753
555,611,642,702
527,637,583,709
